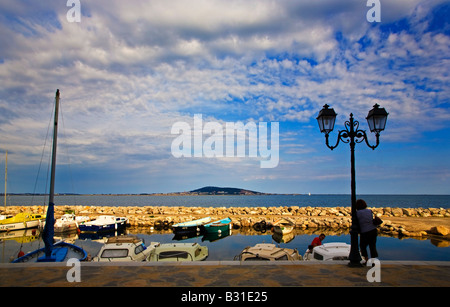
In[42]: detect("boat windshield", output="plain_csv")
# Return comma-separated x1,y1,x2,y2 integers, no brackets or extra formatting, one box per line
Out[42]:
158,251,190,260
135,244,145,255
101,249,129,258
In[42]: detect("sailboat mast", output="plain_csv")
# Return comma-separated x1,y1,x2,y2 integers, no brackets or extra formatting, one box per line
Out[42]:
4,151,6,211
49,89,60,204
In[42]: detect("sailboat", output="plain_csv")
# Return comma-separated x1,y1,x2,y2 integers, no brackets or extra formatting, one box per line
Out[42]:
13,90,87,263
0,151,46,232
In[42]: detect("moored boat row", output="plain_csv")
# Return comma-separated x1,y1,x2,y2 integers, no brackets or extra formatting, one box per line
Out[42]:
7,213,352,263
171,216,233,235
82,235,209,262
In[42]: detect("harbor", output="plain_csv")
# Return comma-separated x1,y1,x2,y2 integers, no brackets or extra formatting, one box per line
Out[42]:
1,204,450,287
2,205,450,263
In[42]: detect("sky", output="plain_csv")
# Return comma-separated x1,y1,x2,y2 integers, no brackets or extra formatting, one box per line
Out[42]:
0,0,449,195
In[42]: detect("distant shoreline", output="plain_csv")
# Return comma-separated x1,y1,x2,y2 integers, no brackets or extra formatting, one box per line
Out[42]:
2,193,450,196
3,193,450,210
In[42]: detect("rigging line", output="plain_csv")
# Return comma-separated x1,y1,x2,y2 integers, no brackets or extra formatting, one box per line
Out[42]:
59,98,78,206
30,96,55,208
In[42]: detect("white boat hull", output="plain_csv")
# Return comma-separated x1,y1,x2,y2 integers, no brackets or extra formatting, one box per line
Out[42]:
0,219,43,232
303,242,351,261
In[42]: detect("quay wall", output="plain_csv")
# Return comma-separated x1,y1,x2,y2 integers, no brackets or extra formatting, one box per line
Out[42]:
3,205,450,238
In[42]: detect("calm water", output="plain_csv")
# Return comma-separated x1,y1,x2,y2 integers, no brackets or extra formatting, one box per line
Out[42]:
1,194,449,263
1,227,449,263
4,194,450,208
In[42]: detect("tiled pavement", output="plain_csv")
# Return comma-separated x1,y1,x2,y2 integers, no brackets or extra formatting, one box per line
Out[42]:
1,261,449,287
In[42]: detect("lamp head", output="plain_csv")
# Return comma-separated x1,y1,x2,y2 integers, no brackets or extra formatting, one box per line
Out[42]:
317,104,337,134
366,104,388,133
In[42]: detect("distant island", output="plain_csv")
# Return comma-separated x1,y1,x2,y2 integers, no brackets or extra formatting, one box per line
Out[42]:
188,186,268,195
139,186,272,196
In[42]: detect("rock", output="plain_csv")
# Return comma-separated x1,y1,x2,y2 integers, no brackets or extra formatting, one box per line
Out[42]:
392,208,403,217
428,226,450,236
399,229,410,236
402,208,415,216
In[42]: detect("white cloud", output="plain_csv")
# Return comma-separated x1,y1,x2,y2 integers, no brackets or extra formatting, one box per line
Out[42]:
0,0,449,193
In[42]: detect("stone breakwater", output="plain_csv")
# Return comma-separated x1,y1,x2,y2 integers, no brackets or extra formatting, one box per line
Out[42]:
4,205,450,238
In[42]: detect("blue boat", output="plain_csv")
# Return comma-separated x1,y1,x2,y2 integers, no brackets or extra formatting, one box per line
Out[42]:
172,217,211,235
12,90,87,263
12,240,87,263
202,217,232,234
78,215,128,233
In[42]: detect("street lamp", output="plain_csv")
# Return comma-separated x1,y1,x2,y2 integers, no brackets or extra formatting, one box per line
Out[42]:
316,103,388,266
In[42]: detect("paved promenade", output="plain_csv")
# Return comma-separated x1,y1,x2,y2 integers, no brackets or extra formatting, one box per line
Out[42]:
1,260,449,287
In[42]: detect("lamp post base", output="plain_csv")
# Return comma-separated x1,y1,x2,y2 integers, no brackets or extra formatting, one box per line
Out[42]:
348,224,363,267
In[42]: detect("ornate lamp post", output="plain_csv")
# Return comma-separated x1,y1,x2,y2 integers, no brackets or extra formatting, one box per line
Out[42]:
316,104,388,266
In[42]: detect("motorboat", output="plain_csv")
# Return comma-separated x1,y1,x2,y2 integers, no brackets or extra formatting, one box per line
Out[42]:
171,217,211,235
303,242,351,261
54,213,90,233
92,235,159,262
202,217,232,234
0,213,45,232
148,242,208,262
78,215,128,233
234,243,301,261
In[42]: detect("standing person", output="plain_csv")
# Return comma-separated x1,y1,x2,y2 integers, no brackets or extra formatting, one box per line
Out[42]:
356,199,378,264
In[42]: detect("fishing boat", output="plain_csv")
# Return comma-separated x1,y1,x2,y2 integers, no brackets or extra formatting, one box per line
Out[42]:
272,217,294,235
92,235,159,262
303,242,351,261
148,242,208,262
54,213,90,233
234,243,301,261
171,217,211,235
78,215,128,233
0,213,46,232
202,217,232,234
13,90,88,263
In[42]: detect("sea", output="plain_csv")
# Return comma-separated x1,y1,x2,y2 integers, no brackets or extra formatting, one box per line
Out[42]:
4,193,450,208
1,194,449,263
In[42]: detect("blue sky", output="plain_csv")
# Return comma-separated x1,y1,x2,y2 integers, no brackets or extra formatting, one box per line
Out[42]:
0,0,449,195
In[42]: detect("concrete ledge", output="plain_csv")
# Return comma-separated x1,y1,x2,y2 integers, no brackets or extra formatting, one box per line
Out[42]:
2,260,450,268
